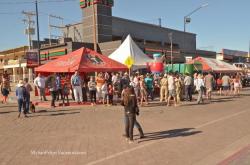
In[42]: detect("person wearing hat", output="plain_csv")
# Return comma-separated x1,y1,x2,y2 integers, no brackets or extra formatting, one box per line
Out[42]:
16,80,27,118
160,73,168,103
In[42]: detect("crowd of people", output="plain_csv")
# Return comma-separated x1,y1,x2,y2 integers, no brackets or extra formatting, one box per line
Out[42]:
0,69,246,142
31,70,244,108
1,69,245,121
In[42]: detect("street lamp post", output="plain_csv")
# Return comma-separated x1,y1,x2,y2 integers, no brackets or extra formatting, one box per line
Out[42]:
184,3,208,32
168,33,173,69
35,0,41,65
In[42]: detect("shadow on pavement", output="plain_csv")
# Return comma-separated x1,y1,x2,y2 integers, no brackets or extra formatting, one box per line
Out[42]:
145,102,166,107
182,98,234,107
35,109,80,113
0,111,17,114
27,111,80,118
138,128,202,143
0,105,17,109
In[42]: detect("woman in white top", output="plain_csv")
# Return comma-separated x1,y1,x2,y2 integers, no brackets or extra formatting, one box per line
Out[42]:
233,75,241,96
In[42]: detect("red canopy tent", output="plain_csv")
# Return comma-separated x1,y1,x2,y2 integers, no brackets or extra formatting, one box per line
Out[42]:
35,47,128,73
188,57,242,73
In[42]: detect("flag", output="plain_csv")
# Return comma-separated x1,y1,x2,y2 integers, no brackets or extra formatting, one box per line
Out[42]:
124,56,134,69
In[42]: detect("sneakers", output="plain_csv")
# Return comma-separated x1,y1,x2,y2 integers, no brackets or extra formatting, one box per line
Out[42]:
128,140,134,144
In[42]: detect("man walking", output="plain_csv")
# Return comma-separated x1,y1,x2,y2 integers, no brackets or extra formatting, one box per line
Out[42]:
34,73,47,101
24,78,33,113
16,80,27,118
222,74,230,96
167,72,177,107
204,72,215,101
160,74,168,103
145,73,154,101
71,70,83,104
184,73,193,101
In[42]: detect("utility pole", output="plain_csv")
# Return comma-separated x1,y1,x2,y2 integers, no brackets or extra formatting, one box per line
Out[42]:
248,40,250,63
92,2,97,51
168,33,173,69
22,11,35,50
48,14,64,45
158,18,162,27
35,0,41,65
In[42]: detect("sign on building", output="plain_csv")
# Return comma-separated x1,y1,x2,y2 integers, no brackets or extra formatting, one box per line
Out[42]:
80,0,114,8
26,50,39,68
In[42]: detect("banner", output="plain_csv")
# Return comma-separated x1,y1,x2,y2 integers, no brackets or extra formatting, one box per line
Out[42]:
26,50,39,68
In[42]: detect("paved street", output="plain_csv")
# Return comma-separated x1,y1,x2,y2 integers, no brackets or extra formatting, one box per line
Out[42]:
0,89,250,165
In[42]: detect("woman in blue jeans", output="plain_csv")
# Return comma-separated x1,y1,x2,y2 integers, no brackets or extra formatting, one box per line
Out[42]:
122,86,144,143
16,80,27,118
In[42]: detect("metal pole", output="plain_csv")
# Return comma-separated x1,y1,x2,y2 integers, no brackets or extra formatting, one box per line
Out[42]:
183,3,208,32
92,3,97,51
171,36,173,68
48,15,52,46
184,17,186,32
35,0,41,65
158,18,162,27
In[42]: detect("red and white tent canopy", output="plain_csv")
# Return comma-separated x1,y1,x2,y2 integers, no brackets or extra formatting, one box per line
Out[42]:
35,47,128,73
188,57,242,73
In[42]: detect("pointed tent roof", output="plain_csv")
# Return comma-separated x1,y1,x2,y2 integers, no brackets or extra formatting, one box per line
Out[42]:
35,47,128,73
109,35,153,69
189,57,242,73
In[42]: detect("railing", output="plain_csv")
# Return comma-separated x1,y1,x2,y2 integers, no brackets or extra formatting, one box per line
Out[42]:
9,74,34,83
4,59,27,66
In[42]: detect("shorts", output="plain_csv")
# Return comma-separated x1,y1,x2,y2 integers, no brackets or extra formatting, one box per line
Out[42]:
102,93,109,100
223,86,229,90
168,90,176,97
206,88,212,92
140,88,147,97
108,94,113,101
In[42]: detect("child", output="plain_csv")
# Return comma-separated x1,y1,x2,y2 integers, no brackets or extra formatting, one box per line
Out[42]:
101,81,108,105
30,102,36,113
62,82,70,106
1,83,9,104
108,84,114,106
88,76,97,106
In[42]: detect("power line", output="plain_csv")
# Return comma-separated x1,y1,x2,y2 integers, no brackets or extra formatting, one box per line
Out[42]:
0,0,77,5
0,12,21,15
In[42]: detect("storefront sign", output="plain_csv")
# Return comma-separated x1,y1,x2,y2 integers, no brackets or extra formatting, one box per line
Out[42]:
26,51,39,68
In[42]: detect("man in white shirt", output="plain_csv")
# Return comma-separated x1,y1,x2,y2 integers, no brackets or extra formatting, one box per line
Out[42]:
71,70,83,104
34,73,47,101
184,73,193,101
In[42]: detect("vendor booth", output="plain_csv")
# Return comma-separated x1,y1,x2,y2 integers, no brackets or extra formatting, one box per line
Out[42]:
109,35,153,70
35,47,128,73
188,57,242,73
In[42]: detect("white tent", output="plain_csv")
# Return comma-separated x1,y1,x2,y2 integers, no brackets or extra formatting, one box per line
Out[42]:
109,35,153,70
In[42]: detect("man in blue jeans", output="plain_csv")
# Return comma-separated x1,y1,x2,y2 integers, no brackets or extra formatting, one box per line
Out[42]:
16,80,27,118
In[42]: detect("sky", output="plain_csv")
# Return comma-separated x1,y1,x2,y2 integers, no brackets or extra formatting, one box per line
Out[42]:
0,0,249,53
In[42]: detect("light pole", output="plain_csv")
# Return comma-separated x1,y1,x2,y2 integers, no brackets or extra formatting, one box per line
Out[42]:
35,0,41,65
168,33,173,69
184,3,208,32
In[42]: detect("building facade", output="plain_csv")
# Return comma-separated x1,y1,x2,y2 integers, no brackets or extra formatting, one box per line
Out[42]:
216,49,248,63
0,46,33,83
59,0,197,63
